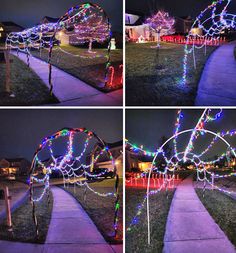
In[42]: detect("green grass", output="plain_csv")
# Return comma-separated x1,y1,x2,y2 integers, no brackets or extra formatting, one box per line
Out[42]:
196,189,236,247
62,178,123,244
0,188,53,243
31,45,123,92
126,42,216,105
0,54,59,105
126,188,174,253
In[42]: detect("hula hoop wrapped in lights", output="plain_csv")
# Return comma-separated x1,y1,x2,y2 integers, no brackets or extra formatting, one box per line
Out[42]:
126,109,236,245
29,127,120,237
6,2,112,94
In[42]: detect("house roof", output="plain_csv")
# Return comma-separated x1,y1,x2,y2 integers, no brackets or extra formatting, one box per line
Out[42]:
126,11,146,26
2,158,27,163
178,16,193,21
0,21,24,29
107,140,123,149
138,155,153,162
42,16,60,23
126,10,144,17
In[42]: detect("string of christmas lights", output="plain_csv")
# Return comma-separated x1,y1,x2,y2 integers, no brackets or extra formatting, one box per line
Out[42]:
5,3,112,93
182,0,236,85
29,127,119,237
126,109,236,245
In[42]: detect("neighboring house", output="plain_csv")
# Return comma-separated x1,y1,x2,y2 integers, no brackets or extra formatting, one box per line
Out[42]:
40,16,59,25
0,21,24,41
88,141,123,178
0,158,31,176
175,16,194,34
125,11,202,42
126,149,153,172
40,16,69,45
125,11,153,42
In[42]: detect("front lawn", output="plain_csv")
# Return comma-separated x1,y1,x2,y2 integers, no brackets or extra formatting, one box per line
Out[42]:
126,188,174,253
62,178,123,244
0,188,53,243
0,54,59,105
196,189,236,247
126,42,216,106
31,46,123,92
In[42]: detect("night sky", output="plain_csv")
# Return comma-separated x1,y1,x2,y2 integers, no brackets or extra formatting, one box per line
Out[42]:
0,0,122,32
0,109,122,161
126,0,236,18
126,109,236,160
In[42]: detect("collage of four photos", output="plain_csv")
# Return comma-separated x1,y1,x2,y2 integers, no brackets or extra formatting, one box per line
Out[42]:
0,0,236,253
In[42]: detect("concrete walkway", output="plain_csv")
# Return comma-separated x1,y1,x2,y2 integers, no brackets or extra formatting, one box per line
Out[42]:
195,40,236,106
45,187,117,252
163,177,236,253
0,186,122,253
11,51,122,106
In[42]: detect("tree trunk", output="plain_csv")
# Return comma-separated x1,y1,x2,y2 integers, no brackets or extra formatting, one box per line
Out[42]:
157,32,161,48
88,39,92,52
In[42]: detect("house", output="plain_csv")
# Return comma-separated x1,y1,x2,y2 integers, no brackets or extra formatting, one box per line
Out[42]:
0,158,31,176
0,21,24,41
125,11,153,42
39,16,70,45
88,141,123,178
175,16,194,34
126,149,153,172
40,16,60,25
125,11,202,42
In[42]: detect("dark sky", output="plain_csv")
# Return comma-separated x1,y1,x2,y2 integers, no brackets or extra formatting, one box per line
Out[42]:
126,0,236,18
0,0,122,32
0,109,122,161
126,109,236,160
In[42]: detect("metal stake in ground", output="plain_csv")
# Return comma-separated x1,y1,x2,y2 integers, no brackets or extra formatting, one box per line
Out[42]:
113,173,120,238
4,186,13,232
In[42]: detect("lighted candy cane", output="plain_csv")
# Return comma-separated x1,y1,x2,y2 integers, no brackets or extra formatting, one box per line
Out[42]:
119,64,123,84
108,66,115,86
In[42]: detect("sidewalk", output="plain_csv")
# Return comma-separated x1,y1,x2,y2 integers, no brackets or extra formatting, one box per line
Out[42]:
45,187,117,252
11,51,122,106
0,186,122,253
195,40,236,106
163,177,236,253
